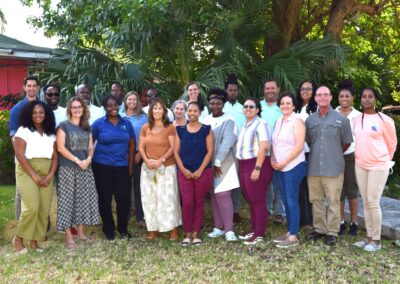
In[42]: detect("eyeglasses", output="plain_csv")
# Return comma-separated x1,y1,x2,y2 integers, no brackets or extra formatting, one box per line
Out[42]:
315,93,331,97
243,105,256,109
46,92,60,97
300,87,313,92
71,106,83,110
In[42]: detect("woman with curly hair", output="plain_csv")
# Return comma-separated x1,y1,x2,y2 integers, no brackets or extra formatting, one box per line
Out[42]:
56,96,100,250
13,101,58,253
139,98,182,241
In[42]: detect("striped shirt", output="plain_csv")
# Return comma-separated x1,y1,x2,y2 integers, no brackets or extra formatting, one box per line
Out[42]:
236,116,270,160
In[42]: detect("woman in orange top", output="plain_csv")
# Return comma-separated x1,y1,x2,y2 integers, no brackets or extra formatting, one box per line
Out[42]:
139,98,182,240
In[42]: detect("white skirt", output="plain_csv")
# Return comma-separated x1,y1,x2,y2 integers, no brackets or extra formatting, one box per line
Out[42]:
140,164,182,232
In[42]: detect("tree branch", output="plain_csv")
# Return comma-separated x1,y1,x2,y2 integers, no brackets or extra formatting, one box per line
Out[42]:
351,0,389,15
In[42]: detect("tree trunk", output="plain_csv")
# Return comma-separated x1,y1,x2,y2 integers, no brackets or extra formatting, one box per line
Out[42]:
325,0,355,41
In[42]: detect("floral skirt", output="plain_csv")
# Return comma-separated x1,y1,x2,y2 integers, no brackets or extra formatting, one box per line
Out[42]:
140,164,182,232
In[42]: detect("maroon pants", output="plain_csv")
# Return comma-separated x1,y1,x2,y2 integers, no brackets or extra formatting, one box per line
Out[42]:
178,168,213,233
239,157,273,237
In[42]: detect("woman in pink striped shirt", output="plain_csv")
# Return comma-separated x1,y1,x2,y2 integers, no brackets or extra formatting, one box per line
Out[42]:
353,87,397,252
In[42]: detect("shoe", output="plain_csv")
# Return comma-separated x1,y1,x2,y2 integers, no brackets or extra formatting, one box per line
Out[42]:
338,221,347,235
147,231,158,240
181,238,191,247
306,231,326,241
105,232,115,241
233,212,242,224
169,228,178,241
243,235,263,245
324,235,337,246
273,233,289,243
354,239,369,248
208,228,225,238
120,231,132,239
273,215,286,225
65,241,78,250
348,223,358,236
225,231,237,242
192,238,203,246
14,248,28,255
276,238,299,248
239,232,254,240
363,242,381,252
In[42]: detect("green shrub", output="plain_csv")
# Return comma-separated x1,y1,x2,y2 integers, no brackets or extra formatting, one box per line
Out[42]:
0,110,15,184
385,114,400,199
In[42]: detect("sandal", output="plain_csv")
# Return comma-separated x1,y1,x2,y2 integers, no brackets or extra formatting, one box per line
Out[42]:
192,238,203,246
181,238,191,247
65,241,78,250
78,235,94,242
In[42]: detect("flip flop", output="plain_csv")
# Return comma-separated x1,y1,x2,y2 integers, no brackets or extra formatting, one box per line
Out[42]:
181,238,191,247
192,238,203,246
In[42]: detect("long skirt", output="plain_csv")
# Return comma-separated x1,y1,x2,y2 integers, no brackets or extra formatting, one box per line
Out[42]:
141,164,182,232
56,166,101,231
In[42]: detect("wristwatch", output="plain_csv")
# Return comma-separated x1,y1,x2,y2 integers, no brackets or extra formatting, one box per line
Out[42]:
255,165,261,171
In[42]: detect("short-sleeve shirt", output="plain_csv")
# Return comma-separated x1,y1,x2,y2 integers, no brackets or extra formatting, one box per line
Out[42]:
335,106,361,155
53,106,67,127
58,120,91,168
9,97,30,137
88,104,105,125
223,101,246,129
236,116,270,160
176,124,212,172
122,113,147,150
260,101,282,133
92,115,135,166
140,123,176,166
14,126,55,159
305,108,353,177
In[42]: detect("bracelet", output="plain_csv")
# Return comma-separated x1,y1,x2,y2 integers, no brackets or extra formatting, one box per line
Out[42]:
31,172,38,177
87,156,92,161
73,157,79,163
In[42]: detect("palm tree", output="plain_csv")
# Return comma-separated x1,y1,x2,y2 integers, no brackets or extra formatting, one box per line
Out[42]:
0,9,6,33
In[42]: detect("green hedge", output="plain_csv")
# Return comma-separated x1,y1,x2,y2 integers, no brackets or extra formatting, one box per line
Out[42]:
0,110,15,184
385,114,400,199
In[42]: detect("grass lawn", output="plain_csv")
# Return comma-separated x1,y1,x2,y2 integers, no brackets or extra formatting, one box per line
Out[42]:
1,185,399,283
0,185,15,231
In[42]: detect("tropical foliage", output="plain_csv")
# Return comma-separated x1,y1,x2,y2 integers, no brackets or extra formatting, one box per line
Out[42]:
23,0,400,105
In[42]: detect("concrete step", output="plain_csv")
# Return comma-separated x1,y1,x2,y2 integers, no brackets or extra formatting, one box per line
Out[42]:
344,196,400,239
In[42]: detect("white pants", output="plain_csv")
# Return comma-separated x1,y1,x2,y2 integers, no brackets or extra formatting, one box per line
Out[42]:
355,164,389,241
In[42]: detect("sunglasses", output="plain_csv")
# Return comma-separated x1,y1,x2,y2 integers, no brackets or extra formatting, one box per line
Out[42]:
300,87,313,92
46,92,60,97
243,105,256,109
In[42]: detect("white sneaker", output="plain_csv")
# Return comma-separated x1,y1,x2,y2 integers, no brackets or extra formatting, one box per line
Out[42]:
225,231,237,242
363,242,382,252
244,236,263,245
354,239,369,248
239,232,254,240
208,228,225,238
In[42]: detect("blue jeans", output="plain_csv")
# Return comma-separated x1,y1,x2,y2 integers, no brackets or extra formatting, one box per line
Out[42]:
266,172,285,216
276,162,307,235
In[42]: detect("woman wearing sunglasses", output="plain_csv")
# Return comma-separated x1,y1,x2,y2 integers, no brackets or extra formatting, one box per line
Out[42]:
236,98,273,245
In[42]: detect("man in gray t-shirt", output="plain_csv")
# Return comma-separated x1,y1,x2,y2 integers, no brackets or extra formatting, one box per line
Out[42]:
305,86,353,246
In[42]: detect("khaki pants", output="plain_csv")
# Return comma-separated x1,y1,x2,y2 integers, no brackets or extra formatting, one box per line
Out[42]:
16,158,53,241
308,174,344,236
355,165,389,241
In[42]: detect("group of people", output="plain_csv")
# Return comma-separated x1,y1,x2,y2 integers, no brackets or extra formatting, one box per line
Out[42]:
9,75,397,254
